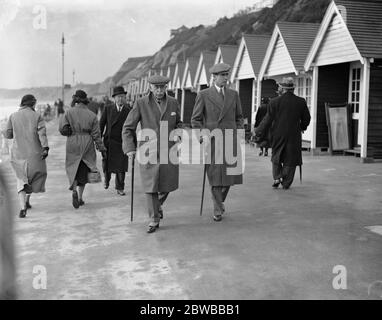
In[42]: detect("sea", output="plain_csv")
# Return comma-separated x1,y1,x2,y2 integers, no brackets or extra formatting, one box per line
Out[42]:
0,99,54,121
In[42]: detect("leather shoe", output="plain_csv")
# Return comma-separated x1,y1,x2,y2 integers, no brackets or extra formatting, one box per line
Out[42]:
117,190,126,196
72,191,80,209
104,181,109,189
147,223,159,233
19,209,27,218
213,215,222,222
272,179,281,188
79,199,85,206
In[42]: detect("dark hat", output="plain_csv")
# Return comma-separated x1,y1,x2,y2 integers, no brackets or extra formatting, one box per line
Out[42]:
278,77,295,89
72,89,89,104
209,63,231,75
112,86,127,97
20,94,36,107
148,74,170,85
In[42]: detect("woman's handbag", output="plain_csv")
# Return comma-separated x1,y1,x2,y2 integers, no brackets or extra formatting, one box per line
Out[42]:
87,170,102,184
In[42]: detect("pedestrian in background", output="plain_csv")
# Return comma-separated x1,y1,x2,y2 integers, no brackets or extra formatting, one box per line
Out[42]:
3,94,49,218
254,97,271,156
100,86,132,196
59,90,106,209
255,77,311,190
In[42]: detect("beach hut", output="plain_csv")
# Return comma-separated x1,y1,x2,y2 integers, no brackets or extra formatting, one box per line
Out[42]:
258,22,320,144
172,60,186,106
230,34,274,129
166,64,176,97
304,0,382,161
180,56,199,124
209,44,238,86
194,51,216,92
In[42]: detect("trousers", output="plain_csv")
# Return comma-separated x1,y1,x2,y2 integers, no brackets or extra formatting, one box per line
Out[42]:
146,192,169,225
272,163,296,189
211,186,230,216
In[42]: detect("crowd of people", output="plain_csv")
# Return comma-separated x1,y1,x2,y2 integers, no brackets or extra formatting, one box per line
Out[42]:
1,62,310,233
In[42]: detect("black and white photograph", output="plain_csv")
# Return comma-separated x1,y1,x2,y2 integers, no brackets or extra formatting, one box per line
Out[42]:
0,0,382,306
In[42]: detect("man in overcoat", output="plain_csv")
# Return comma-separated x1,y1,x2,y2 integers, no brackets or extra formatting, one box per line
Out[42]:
255,77,311,189
191,63,244,222
100,86,132,195
122,75,182,233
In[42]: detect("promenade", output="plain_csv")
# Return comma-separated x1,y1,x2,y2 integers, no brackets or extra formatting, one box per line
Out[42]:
2,119,382,299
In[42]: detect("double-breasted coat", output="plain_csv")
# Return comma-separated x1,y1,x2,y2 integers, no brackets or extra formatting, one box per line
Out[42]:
100,102,131,173
255,91,311,166
4,106,48,193
191,86,244,187
122,93,182,193
59,103,105,189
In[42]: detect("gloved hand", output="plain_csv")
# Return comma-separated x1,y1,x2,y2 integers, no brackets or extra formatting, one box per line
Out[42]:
41,147,49,160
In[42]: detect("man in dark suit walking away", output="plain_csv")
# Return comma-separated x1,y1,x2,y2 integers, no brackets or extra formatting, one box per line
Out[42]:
191,63,244,222
100,86,132,196
255,77,311,190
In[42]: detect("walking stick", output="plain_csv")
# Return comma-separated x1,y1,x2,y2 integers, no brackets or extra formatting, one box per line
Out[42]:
200,164,207,216
130,154,135,222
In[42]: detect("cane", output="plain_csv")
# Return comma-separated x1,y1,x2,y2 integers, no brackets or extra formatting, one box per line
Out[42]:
130,153,135,222
200,164,207,216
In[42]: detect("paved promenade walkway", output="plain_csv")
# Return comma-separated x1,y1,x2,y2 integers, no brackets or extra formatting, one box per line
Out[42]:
1,119,381,299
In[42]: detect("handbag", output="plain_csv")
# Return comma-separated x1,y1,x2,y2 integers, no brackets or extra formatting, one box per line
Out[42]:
87,170,102,184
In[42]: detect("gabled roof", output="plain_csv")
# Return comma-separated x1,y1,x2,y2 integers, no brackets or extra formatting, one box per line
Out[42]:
335,0,382,58
260,22,319,79
243,34,271,76
305,0,382,69
173,61,186,88
230,34,270,82
218,45,238,67
181,56,199,88
194,51,216,86
277,22,320,71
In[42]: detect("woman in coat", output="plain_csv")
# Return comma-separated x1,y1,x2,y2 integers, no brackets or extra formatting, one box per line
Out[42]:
3,94,49,218
59,90,106,209
254,97,271,156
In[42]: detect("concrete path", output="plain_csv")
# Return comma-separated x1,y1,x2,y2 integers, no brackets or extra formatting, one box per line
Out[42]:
2,119,382,299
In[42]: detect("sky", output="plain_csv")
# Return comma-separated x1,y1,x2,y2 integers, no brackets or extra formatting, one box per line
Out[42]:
0,0,261,89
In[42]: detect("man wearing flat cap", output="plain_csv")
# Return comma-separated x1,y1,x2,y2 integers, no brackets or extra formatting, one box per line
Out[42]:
255,77,311,189
100,86,132,195
122,75,182,233
191,63,244,222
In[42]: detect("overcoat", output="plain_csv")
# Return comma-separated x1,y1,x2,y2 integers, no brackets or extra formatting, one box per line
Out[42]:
122,93,182,193
100,102,131,173
5,106,48,193
255,91,311,166
254,102,272,148
59,103,105,189
191,86,244,187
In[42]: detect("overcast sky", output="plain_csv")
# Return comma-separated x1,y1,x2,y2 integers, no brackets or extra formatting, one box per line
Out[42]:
0,0,261,89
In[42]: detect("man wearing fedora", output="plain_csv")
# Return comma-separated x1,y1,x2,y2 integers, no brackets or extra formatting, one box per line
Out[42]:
122,75,182,233
191,63,244,222
100,86,132,195
255,77,311,189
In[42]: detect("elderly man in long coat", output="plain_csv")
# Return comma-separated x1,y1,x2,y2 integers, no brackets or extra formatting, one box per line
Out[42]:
122,75,182,233
255,77,311,189
100,86,132,195
191,63,244,222
4,94,49,218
